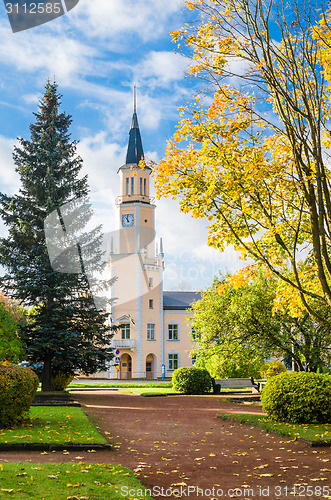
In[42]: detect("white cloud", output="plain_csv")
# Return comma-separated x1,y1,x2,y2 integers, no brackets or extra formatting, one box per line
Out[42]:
21,93,41,105
0,22,97,86
76,84,185,135
0,135,20,194
71,0,183,43
77,131,125,193
137,51,189,88
155,197,247,289
225,55,254,77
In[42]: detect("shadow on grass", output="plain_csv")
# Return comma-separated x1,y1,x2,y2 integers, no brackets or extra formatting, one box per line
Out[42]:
219,413,331,446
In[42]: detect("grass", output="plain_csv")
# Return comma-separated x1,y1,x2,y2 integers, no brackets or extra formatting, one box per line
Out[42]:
0,462,153,499
117,386,178,396
0,407,107,446
69,382,173,388
220,413,331,444
116,386,256,396
69,382,254,397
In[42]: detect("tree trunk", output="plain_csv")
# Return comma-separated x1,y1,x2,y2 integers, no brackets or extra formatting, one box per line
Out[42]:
42,355,52,391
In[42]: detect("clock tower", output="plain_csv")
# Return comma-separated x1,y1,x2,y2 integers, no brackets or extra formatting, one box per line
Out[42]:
116,91,155,256
109,88,165,379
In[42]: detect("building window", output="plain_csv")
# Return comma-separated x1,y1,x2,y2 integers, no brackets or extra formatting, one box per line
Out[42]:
131,177,134,194
121,324,130,340
148,277,153,288
144,178,146,195
191,355,197,365
149,299,153,309
191,328,200,341
167,323,179,341
147,323,155,341
168,353,179,371
140,178,143,195
126,178,129,195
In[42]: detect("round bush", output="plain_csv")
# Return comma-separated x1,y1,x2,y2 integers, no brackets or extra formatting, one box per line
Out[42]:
261,372,331,424
0,362,39,427
172,367,212,394
260,360,287,379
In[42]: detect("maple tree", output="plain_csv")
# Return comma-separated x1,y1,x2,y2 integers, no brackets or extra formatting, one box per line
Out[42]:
190,270,331,373
152,0,331,331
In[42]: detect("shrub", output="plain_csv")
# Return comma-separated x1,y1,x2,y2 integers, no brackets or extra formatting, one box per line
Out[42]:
0,362,39,427
260,360,287,379
50,370,74,391
0,301,25,363
261,372,331,424
172,367,212,394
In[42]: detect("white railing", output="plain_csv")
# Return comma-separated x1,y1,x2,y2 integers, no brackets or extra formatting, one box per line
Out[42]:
143,256,164,267
115,195,155,207
112,339,135,351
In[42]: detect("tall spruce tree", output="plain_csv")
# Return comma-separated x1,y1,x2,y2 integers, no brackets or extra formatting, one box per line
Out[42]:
0,81,114,390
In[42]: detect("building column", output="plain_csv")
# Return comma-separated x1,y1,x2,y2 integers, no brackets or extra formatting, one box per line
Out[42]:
160,273,164,376
136,263,143,377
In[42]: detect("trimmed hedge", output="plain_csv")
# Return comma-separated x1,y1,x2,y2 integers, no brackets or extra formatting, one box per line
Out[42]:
0,362,39,427
261,372,331,424
51,371,74,391
172,367,212,394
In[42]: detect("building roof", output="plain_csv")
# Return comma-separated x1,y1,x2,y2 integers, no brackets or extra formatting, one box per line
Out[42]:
125,111,145,165
163,291,201,310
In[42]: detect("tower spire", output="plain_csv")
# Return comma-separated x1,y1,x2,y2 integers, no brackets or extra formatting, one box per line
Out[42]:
125,86,144,165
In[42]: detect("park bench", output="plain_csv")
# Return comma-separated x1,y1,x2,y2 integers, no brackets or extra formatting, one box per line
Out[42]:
211,377,260,394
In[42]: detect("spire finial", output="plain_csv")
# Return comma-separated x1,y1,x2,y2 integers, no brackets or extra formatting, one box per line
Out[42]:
134,84,137,113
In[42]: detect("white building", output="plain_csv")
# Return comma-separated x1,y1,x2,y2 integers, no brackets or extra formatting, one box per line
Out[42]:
100,99,200,379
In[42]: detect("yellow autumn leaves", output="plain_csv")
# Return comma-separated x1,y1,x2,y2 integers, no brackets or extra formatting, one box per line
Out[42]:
152,0,331,322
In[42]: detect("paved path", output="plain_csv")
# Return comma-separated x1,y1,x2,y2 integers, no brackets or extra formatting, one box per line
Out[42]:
0,392,330,499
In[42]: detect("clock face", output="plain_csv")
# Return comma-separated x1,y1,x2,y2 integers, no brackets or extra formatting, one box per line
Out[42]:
122,213,134,227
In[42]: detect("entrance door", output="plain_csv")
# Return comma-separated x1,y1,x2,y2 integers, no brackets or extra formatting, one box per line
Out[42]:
146,354,155,379
120,353,132,379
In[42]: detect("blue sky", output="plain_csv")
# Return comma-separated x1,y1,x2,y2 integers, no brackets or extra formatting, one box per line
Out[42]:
0,0,245,290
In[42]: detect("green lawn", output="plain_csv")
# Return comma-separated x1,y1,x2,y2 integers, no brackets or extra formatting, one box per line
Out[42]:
0,462,153,499
69,382,173,388
220,413,331,444
117,386,178,396
116,387,255,396
0,407,107,446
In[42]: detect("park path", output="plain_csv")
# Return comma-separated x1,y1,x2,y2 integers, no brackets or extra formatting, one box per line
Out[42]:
0,391,330,499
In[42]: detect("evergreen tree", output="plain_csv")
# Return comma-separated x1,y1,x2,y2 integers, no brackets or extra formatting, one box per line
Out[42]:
0,81,114,390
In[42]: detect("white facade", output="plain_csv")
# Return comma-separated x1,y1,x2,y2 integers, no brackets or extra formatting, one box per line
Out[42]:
98,105,200,379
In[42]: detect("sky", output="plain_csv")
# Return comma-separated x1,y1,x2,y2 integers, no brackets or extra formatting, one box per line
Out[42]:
0,0,245,291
